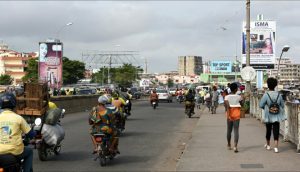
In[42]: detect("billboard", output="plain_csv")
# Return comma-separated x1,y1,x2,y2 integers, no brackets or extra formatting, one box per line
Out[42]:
39,41,63,89
242,20,276,69
210,61,232,73
139,79,150,87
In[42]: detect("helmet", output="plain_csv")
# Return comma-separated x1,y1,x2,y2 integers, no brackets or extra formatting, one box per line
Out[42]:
98,95,109,105
104,94,112,104
0,93,16,109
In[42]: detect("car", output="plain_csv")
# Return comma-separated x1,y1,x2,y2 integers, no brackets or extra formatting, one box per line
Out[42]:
130,87,142,99
77,88,95,95
157,89,172,103
169,88,177,96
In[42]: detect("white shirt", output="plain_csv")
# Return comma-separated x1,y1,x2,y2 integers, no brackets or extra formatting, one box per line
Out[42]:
225,94,242,107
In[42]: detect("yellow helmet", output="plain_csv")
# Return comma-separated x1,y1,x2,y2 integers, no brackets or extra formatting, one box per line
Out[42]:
48,101,57,110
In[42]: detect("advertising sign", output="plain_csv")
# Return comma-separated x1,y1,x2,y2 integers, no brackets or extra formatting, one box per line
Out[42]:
139,79,150,87
39,41,63,88
210,61,232,73
242,20,276,69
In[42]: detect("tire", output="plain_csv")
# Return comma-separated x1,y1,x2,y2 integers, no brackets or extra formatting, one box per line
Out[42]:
100,156,106,166
54,145,61,155
38,141,48,161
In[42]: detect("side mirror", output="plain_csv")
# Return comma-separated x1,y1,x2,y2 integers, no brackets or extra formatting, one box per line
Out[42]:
61,109,66,118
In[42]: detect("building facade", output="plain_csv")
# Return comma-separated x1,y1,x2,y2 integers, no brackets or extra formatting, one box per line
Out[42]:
178,56,203,76
0,43,38,85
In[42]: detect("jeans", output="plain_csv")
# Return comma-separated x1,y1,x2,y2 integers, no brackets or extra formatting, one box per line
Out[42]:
16,146,33,172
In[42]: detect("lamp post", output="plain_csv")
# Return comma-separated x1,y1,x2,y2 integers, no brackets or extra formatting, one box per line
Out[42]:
276,45,290,81
55,22,73,89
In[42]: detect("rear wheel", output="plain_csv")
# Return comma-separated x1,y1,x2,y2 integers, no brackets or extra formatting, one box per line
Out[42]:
100,156,106,166
38,141,48,161
54,144,61,155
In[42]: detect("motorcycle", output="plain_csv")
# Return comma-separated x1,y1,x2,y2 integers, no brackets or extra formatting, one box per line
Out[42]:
185,101,193,118
152,100,158,109
178,95,184,104
32,109,65,161
93,133,116,166
114,112,125,136
124,100,131,119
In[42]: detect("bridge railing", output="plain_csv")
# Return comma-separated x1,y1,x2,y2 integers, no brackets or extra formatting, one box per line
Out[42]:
250,92,300,153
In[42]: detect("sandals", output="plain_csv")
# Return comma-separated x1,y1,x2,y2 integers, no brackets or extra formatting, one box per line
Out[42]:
233,147,239,153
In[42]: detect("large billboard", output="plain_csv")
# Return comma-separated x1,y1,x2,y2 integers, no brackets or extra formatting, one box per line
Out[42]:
242,20,276,69
39,41,63,89
210,61,232,73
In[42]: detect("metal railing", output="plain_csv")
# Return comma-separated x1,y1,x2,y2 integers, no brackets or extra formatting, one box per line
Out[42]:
250,92,300,153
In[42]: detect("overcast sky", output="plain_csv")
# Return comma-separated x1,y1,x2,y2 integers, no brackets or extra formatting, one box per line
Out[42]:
0,1,299,73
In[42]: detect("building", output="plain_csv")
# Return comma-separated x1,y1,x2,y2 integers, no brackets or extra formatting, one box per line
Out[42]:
178,56,203,76
267,57,300,86
0,43,38,85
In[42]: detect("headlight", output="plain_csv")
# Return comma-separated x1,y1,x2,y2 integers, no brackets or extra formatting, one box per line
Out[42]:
34,118,42,126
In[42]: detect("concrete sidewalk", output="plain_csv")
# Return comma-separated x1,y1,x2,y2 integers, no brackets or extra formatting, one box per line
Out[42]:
176,106,300,171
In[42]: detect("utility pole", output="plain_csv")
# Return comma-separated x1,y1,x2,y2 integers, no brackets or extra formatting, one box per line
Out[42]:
246,0,251,92
108,55,112,84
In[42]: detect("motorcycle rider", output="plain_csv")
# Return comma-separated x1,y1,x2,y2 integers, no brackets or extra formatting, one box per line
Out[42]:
0,93,36,172
185,89,195,114
89,95,119,154
149,89,159,106
111,91,126,130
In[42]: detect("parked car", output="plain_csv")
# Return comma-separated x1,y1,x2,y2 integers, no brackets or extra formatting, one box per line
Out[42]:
77,88,95,95
157,89,172,103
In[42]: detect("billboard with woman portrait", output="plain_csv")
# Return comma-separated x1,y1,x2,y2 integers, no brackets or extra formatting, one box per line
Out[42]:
39,41,63,88
242,20,276,69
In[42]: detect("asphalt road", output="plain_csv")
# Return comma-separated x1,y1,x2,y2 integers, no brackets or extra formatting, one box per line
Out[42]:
33,99,200,172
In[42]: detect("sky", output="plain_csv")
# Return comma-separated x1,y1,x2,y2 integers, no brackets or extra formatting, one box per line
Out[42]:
0,1,299,73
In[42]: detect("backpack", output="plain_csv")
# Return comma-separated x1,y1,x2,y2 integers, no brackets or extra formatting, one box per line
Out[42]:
267,93,280,115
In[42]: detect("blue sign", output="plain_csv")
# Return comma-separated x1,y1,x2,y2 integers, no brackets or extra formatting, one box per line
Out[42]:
210,61,232,73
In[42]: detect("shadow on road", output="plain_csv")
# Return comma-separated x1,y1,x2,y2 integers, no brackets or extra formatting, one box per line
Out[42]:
45,151,90,162
109,155,151,166
121,131,146,137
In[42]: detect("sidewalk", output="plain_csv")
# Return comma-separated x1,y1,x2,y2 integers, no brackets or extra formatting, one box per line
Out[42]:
176,106,300,171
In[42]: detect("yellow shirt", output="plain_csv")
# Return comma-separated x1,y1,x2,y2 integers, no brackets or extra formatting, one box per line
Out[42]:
48,101,57,110
0,110,31,155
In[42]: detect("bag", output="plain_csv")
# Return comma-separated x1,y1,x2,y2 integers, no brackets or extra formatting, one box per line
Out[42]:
267,93,280,115
42,124,65,146
44,108,62,125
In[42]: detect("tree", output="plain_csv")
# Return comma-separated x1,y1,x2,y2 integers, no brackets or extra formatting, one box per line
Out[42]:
0,74,14,85
22,58,38,82
167,78,174,88
91,63,143,87
62,57,86,85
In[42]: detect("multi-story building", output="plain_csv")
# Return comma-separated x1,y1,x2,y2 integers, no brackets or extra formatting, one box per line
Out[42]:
0,43,38,85
267,57,300,86
178,56,203,76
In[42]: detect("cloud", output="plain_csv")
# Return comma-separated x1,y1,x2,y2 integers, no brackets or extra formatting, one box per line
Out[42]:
1,1,300,72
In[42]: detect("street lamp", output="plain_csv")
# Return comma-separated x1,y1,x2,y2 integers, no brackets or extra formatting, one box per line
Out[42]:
54,22,73,89
277,45,290,80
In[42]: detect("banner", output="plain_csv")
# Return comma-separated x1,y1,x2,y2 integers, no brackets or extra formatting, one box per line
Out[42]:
210,61,232,73
242,20,276,69
39,41,63,89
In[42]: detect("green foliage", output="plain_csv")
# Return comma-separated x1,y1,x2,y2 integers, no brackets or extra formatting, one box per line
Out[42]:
167,78,174,88
22,58,38,82
0,74,14,85
62,57,86,85
92,63,143,87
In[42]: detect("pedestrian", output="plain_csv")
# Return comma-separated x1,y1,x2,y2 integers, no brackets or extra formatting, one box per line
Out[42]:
259,77,286,153
211,86,219,114
224,83,243,153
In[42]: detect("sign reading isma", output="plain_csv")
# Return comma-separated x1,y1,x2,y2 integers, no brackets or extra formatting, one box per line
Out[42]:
210,61,232,73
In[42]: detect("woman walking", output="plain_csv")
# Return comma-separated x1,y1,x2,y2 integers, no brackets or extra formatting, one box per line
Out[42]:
224,83,243,153
259,77,286,153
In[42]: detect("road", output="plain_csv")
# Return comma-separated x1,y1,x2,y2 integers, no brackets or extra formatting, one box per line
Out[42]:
33,99,200,171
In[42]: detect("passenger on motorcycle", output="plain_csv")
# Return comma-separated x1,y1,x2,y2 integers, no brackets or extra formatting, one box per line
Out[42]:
149,89,159,105
0,93,35,172
111,92,126,130
89,95,119,155
185,89,195,114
